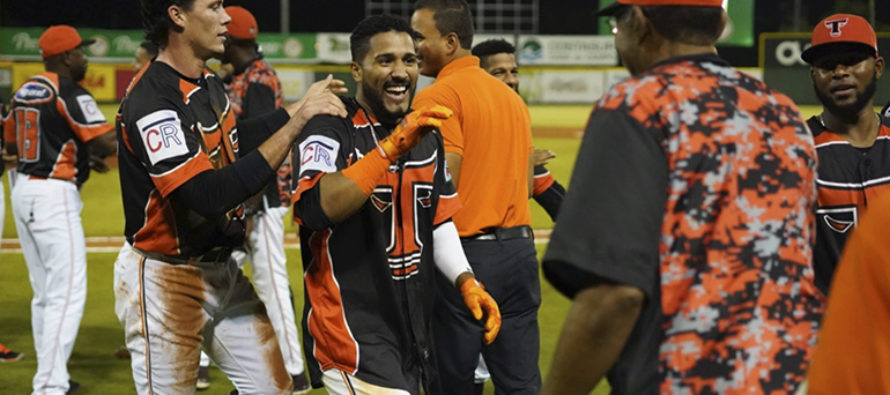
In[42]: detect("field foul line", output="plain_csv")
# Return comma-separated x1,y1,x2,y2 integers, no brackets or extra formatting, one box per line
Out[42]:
0,230,553,254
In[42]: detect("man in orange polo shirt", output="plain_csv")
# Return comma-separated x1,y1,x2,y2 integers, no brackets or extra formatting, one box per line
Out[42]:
411,1,538,394
806,187,890,394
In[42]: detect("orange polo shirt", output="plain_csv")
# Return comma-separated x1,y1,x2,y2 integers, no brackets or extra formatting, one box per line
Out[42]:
413,56,533,237
807,191,890,394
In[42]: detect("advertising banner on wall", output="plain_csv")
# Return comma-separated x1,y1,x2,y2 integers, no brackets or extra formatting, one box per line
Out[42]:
517,35,617,66
760,33,890,105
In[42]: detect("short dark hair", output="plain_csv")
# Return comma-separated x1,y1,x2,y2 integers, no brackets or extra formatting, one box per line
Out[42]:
141,0,196,48
350,15,414,62
472,39,515,67
414,0,474,49
640,6,724,46
139,40,159,57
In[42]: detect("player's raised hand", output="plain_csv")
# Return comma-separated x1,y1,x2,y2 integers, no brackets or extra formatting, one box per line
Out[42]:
378,105,453,159
459,277,502,345
533,148,556,167
285,74,348,117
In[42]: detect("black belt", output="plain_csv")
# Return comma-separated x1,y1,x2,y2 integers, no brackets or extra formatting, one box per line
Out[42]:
134,246,233,265
462,225,533,242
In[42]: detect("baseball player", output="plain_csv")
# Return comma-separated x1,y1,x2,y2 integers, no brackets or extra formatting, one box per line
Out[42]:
113,1,346,393
3,25,117,394
221,6,309,393
542,1,822,394
292,15,500,394
800,14,887,294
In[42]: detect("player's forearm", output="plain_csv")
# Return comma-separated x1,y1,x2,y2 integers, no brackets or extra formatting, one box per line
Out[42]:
444,152,462,188
317,172,375,223
87,132,117,158
432,221,474,286
257,115,305,170
542,284,644,395
172,150,274,218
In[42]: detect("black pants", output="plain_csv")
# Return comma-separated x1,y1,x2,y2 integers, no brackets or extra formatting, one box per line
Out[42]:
432,236,541,395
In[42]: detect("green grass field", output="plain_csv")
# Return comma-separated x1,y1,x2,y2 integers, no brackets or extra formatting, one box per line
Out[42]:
0,103,824,394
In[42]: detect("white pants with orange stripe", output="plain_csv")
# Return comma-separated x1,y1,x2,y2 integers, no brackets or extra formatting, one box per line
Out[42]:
113,244,293,395
11,175,86,395
232,205,305,376
322,369,412,395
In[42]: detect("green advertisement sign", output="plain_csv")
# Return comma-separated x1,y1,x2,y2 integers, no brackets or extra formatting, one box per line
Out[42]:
0,28,319,61
595,0,754,47
256,33,318,60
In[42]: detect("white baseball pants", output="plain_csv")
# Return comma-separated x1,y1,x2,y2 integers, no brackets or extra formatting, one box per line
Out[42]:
322,369,412,395
113,244,292,395
11,175,86,395
232,205,304,376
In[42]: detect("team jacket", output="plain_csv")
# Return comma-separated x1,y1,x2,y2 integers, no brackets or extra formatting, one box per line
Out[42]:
807,114,890,293
117,61,245,258
227,57,291,208
3,72,112,185
292,98,460,393
544,54,823,394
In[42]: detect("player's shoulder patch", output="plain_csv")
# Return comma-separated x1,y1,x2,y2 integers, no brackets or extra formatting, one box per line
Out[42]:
136,109,189,166
298,135,340,175
14,80,55,105
75,94,106,123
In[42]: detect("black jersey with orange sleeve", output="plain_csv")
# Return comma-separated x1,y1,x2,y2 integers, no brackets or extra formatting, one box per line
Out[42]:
291,98,461,392
807,114,890,293
532,165,564,220
117,61,246,258
5,72,112,185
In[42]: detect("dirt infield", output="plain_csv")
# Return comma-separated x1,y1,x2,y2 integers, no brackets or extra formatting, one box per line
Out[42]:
0,229,554,253
533,126,585,139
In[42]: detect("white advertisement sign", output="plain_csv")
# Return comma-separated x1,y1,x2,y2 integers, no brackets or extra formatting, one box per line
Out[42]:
316,33,352,64
517,35,617,66
276,68,315,101
538,71,606,103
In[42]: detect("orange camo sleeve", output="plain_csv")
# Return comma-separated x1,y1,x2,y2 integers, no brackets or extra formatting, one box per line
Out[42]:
414,87,463,155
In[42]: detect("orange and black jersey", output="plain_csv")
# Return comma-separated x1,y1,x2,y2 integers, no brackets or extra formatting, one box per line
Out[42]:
545,54,823,395
292,98,460,393
3,72,112,185
117,61,248,258
807,114,890,293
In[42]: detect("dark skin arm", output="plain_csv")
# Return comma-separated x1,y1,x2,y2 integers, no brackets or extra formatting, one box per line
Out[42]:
542,284,645,395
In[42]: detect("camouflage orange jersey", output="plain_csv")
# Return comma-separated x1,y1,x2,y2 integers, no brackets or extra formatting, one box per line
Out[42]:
227,56,290,207
543,53,824,394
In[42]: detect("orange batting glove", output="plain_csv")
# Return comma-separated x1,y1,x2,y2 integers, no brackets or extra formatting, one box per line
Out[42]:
459,277,502,345
378,105,453,159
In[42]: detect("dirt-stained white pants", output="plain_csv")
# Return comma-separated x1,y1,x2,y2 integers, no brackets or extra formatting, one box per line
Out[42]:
232,205,304,376
113,244,292,395
11,175,86,395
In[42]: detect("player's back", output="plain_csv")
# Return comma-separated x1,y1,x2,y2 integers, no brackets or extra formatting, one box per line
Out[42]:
596,53,824,393
5,72,110,185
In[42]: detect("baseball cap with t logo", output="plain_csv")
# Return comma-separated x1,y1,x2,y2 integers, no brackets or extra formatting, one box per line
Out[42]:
801,14,878,64
596,0,723,16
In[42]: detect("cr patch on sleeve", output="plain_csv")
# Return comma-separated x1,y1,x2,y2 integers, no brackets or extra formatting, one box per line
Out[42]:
136,110,189,166
75,94,106,123
298,135,340,176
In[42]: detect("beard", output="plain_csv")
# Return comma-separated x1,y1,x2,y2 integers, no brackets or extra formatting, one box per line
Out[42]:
814,72,878,123
361,79,412,128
